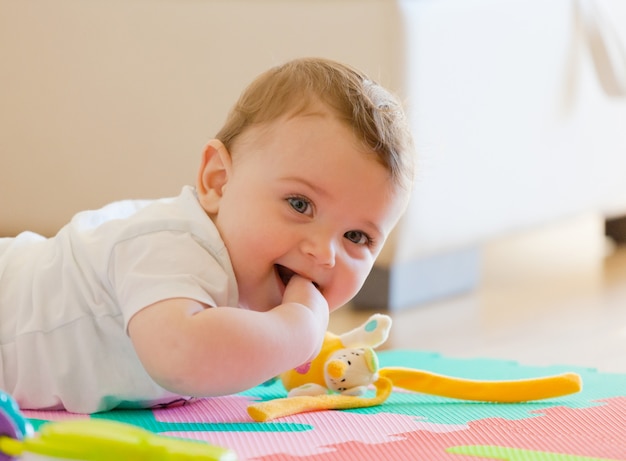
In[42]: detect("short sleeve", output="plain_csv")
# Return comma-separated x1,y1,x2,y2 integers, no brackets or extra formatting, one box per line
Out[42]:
109,230,234,330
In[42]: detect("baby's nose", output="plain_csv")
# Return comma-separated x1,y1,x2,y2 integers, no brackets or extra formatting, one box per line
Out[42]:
302,235,336,267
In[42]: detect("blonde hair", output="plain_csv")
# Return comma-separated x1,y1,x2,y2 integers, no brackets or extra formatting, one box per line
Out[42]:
215,57,415,192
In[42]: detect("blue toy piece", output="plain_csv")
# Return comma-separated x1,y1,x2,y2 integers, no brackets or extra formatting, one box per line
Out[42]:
0,392,34,461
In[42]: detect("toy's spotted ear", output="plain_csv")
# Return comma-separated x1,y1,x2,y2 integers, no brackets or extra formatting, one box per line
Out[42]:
364,348,379,374
338,314,392,349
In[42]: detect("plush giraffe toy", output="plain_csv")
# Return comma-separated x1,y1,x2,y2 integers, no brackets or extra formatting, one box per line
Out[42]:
247,314,582,422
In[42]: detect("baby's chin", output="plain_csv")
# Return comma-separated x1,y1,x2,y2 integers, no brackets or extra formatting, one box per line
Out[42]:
329,302,343,312
329,292,359,312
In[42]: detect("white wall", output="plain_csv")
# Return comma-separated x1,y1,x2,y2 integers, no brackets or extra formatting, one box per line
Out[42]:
0,0,404,236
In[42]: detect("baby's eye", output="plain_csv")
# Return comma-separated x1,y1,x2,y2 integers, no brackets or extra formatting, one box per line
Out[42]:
344,230,371,246
287,196,312,215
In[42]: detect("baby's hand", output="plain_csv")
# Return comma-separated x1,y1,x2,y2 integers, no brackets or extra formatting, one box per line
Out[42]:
282,274,329,357
282,275,328,313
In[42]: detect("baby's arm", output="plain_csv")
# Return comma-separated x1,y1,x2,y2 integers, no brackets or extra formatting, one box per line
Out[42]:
127,275,328,397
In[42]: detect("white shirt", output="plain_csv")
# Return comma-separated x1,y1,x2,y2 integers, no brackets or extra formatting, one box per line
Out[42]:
0,186,238,413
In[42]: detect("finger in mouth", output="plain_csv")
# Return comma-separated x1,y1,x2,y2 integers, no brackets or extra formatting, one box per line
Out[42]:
275,264,296,287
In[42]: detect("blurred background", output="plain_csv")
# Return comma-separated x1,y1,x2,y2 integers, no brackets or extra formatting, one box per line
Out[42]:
2,0,626,370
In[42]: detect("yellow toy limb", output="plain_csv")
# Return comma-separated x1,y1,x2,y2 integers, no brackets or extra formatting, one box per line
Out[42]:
14,419,237,461
0,436,24,457
248,376,394,422
378,367,582,403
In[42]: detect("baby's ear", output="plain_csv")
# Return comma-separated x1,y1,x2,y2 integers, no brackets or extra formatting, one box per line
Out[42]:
196,139,232,214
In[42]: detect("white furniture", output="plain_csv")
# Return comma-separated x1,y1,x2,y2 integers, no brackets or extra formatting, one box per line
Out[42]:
358,0,626,309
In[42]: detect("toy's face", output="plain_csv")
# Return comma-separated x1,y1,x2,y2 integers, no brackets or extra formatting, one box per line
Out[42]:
324,348,379,393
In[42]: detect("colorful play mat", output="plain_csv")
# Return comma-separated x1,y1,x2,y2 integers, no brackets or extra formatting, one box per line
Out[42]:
22,350,626,460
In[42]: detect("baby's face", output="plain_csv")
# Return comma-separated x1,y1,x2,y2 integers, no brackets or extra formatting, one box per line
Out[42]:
212,109,408,312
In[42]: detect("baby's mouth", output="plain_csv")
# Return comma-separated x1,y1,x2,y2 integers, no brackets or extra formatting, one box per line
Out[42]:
275,264,296,288
275,264,321,291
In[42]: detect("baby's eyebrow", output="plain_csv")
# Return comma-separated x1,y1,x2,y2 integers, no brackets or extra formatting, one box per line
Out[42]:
280,176,329,198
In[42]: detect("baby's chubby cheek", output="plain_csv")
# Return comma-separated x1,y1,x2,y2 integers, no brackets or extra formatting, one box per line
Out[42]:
327,275,368,311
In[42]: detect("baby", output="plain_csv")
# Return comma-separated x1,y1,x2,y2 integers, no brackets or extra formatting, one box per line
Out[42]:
0,57,415,413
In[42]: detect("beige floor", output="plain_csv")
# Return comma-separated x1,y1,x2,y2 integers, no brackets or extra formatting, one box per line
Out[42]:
330,213,626,374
